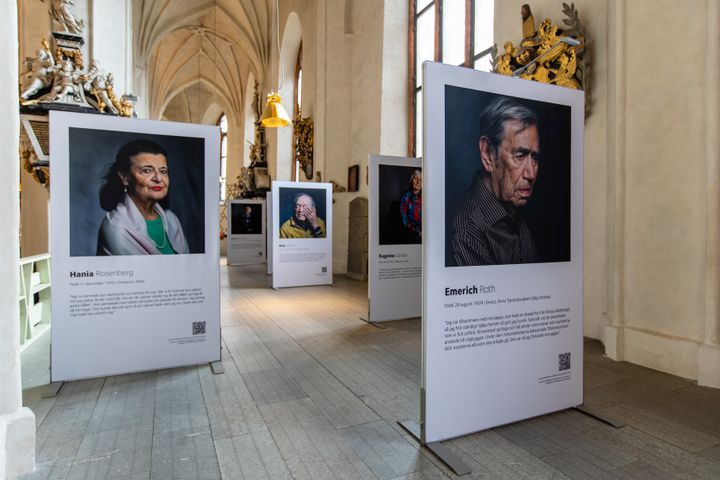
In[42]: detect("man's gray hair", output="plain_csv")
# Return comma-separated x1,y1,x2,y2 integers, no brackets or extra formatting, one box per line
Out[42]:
478,96,538,156
293,192,315,208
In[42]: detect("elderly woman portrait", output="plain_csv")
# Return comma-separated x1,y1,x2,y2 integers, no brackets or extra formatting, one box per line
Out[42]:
96,139,189,255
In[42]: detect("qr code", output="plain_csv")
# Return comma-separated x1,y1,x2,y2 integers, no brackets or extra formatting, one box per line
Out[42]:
558,352,571,371
192,321,206,335
321,266,327,273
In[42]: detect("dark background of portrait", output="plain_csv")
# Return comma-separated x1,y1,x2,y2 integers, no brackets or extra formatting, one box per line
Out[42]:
378,164,422,245
278,186,327,236
230,203,263,235
444,85,572,266
68,127,206,256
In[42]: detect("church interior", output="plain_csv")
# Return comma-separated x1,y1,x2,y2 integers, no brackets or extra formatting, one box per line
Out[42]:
2,0,720,478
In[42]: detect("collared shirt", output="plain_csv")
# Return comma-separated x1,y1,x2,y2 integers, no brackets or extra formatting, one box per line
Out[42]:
279,216,326,238
449,172,538,266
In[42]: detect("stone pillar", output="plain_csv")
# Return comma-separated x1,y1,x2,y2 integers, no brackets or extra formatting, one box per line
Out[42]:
346,196,368,280
699,0,720,389
0,2,36,478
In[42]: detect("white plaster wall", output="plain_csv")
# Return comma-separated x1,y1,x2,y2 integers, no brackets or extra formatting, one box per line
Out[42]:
623,0,705,341
379,0,408,157
90,0,132,95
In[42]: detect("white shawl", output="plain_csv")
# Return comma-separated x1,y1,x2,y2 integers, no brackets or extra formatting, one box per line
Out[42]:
96,194,190,255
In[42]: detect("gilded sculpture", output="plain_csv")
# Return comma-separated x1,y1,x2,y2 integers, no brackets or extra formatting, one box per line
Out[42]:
293,111,314,180
493,3,589,106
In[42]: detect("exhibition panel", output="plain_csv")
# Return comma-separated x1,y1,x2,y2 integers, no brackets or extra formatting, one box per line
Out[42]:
227,199,266,265
422,62,584,442
271,181,333,288
267,192,273,275
49,111,221,381
369,155,422,322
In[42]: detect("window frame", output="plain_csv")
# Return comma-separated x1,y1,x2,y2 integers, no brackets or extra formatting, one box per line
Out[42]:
408,0,494,157
217,113,228,203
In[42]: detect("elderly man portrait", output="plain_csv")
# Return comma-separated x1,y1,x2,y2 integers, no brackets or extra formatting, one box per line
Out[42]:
280,192,326,238
449,97,541,266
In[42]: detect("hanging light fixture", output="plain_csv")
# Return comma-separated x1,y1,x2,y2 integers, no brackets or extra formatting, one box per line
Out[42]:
261,0,291,127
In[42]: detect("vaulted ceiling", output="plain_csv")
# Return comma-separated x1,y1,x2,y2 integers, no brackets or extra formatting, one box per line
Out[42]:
133,0,273,123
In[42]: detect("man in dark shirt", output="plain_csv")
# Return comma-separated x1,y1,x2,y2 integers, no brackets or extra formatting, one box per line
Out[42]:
450,97,540,266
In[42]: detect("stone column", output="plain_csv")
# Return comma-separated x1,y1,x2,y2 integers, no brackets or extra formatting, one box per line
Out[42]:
699,0,720,389
0,2,36,478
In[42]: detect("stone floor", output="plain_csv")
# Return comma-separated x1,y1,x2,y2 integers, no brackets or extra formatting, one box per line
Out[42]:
18,263,720,479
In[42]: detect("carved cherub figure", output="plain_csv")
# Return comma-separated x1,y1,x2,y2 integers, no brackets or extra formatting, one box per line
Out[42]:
20,41,55,101
50,0,86,34
84,60,119,114
40,57,84,104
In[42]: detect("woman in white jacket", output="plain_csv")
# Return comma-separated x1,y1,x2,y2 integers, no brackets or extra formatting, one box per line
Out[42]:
96,139,189,255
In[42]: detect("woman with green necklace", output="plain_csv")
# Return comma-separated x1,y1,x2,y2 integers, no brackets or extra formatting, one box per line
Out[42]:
96,139,189,255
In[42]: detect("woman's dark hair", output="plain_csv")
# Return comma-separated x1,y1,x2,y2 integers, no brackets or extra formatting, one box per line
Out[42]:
99,139,170,211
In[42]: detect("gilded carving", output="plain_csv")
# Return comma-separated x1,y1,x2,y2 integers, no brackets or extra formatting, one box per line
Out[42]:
493,3,589,112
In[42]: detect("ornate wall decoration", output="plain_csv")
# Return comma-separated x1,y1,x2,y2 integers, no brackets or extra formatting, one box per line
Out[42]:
493,3,590,114
293,112,314,180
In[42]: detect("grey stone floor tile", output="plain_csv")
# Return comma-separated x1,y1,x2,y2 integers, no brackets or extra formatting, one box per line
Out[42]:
241,367,307,406
341,420,437,480
698,443,720,465
222,324,282,373
540,452,623,480
610,460,682,480
215,429,293,480
36,400,97,462
260,398,376,480
288,364,380,429
153,367,210,436
197,362,267,439
151,426,220,480
604,403,720,452
85,372,156,434
453,428,571,479
53,378,106,406
19,457,73,480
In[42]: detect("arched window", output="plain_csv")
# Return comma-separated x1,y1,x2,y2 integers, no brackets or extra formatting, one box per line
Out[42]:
408,0,493,157
218,113,228,202
292,43,303,181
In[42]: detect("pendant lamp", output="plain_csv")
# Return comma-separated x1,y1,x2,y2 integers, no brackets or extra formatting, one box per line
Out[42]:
261,0,290,128
261,91,291,127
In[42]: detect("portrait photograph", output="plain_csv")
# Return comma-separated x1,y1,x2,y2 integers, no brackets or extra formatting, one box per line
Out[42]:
277,187,328,239
68,127,206,256
231,202,263,235
378,164,422,245
444,86,571,267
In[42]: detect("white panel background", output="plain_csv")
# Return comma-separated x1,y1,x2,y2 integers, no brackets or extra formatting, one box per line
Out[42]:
266,192,273,275
50,111,221,381
271,181,333,288
369,155,422,322
422,63,584,442
227,199,266,265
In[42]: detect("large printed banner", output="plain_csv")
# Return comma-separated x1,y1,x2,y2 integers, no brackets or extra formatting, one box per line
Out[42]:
50,111,220,381
227,199,266,265
369,155,422,322
422,62,584,442
271,181,333,288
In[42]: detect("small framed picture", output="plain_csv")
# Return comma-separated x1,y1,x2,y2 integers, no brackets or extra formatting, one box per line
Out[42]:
348,164,359,192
